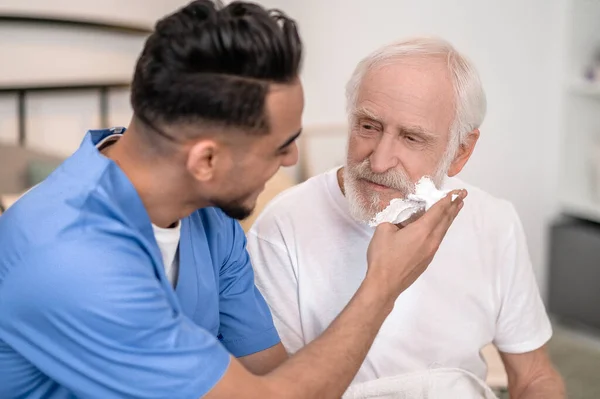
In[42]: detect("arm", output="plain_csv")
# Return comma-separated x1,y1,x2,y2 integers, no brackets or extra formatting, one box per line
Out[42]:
493,204,559,394
216,219,288,373
246,224,307,356
205,189,467,398
238,216,308,374
238,343,288,375
207,275,399,398
500,346,565,398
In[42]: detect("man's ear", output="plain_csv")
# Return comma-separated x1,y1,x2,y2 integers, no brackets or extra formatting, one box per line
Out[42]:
447,129,480,177
186,140,220,182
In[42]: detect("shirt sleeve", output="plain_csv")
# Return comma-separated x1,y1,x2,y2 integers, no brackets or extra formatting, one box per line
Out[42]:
493,204,553,354
246,222,306,356
216,219,281,357
0,239,231,399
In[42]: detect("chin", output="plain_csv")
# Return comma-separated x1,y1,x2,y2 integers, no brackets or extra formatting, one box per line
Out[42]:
225,207,254,221
244,196,259,212
348,194,382,223
365,190,402,209
214,197,256,221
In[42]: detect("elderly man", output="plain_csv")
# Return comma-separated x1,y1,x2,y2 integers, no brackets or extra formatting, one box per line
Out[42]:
247,37,565,398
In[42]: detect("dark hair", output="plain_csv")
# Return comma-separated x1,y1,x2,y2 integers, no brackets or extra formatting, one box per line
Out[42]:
131,0,302,137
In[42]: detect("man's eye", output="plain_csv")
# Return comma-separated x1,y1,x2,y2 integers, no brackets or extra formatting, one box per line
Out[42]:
360,124,379,133
405,135,419,143
356,122,380,137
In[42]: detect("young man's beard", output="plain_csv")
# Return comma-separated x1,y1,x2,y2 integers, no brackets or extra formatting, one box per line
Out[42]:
213,197,254,220
211,189,257,220
219,203,253,220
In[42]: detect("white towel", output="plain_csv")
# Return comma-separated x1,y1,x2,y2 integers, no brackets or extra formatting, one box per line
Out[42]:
343,368,499,399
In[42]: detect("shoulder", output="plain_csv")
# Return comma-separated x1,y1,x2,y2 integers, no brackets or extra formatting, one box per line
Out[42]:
0,237,155,319
448,177,516,212
189,208,249,267
0,175,117,277
447,177,522,239
251,171,333,227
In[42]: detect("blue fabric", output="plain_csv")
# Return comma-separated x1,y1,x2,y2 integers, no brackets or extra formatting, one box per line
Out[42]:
0,128,280,399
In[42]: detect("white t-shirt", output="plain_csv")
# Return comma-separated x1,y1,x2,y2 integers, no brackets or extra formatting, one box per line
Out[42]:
96,134,180,287
247,167,552,387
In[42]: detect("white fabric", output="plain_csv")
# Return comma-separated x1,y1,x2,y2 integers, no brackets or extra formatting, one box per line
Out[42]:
95,133,122,151
96,133,180,287
152,223,181,287
343,368,498,399
247,167,552,392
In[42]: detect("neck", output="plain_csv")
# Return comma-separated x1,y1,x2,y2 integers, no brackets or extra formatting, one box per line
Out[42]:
103,128,208,228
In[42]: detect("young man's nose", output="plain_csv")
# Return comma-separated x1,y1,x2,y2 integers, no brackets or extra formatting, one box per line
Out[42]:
281,143,299,167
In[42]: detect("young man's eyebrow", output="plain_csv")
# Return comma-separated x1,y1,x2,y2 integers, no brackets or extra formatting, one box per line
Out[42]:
277,129,303,151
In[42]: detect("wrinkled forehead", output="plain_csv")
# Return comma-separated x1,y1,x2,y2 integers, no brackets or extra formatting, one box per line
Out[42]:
355,58,455,137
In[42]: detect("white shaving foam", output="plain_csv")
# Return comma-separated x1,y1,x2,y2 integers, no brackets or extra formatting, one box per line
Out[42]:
369,177,459,227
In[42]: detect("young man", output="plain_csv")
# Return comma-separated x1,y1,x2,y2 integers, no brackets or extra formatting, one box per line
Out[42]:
0,2,465,399
248,37,565,398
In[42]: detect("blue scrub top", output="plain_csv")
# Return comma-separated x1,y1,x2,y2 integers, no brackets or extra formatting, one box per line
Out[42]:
0,128,280,399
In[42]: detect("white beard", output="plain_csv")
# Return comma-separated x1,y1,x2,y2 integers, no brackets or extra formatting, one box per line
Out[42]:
344,147,455,224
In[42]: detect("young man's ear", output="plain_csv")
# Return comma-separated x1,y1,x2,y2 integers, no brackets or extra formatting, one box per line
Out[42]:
447,129,480,177
187,140,219,182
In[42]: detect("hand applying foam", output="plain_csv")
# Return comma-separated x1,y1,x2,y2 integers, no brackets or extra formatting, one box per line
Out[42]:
369,177,462,227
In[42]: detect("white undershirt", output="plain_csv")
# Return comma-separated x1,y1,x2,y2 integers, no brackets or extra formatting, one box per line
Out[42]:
97,133,180,287
151,222,181,287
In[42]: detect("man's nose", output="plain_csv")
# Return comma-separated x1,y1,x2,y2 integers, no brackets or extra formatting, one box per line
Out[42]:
369,134,399,174
281,143,299,167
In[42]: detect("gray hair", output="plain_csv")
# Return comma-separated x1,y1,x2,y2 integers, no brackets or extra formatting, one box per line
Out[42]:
345,37,487,156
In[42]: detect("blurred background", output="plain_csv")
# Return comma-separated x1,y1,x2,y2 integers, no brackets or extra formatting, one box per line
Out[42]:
0,0,599,397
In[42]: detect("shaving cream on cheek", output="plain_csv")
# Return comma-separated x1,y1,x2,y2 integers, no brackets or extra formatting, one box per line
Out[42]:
369,176,459,227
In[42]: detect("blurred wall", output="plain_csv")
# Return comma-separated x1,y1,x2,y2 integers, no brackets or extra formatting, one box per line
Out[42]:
0,1,181,155
0,0,177,27
254,0,571,299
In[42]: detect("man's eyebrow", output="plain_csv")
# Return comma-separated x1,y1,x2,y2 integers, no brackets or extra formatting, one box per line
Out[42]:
353,107,382,123
277,129,303,151
398,125,437,140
